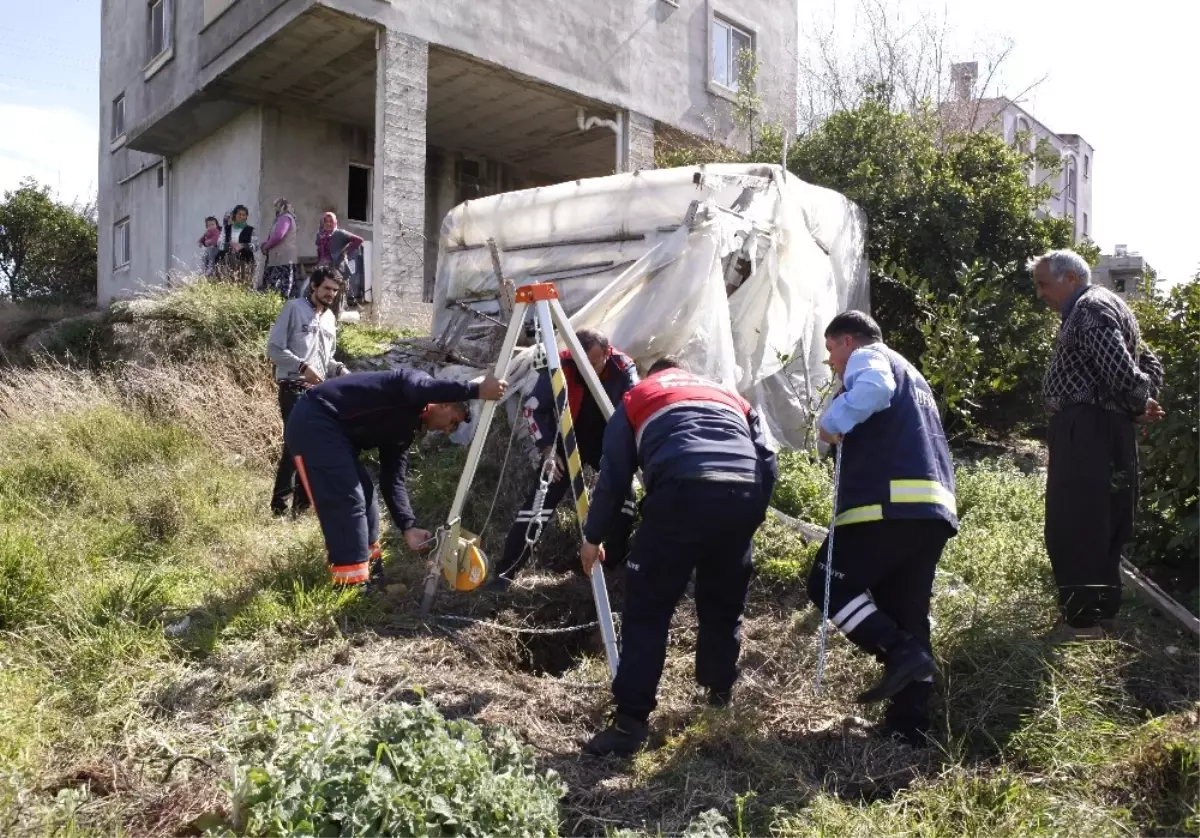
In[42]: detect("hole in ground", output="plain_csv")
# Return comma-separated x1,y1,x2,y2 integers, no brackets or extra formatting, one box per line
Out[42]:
513,599,603,677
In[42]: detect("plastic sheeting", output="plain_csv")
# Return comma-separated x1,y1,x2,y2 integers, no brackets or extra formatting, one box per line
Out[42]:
431,163,869,450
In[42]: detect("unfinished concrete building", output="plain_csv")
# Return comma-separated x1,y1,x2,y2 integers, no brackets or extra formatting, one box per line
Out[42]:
98,0,799,316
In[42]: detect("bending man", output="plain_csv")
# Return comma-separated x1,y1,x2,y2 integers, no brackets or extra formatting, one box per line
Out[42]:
489,329,639,591
286,367,507,587
580,358,776,756
266,265,348,518
807,311,958,747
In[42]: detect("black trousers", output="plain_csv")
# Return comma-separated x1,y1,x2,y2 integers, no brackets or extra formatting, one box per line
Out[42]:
494,450,635,580
806,518,952,729
271,382,311,513
1045,404,1137,628
614,481,767,723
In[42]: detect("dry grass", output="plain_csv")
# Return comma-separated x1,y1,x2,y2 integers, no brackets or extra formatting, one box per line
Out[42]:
0,283,1196,837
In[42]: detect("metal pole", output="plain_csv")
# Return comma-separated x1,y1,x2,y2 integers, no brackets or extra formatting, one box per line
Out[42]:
420,301,528,617
547,299,620,678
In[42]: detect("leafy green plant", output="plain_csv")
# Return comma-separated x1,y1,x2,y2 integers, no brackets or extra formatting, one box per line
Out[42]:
210,696,566,837
1130,273,1199,607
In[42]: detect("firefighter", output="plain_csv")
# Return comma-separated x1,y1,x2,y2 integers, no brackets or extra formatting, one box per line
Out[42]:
285,367,507,587
487,329,639,591
807,310,958,747
579,358,777,756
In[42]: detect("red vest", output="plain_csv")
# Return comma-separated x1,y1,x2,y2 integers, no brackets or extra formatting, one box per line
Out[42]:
623,370,751,445
560,348,634,419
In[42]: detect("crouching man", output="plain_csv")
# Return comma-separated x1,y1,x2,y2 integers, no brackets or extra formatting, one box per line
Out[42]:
490,329,640,590
580,358,777,756
808,311,958,746
286,367,507,587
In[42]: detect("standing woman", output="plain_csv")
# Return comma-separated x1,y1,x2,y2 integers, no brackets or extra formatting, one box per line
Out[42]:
316,212,365,305
222,205,257,287
261,198,301,298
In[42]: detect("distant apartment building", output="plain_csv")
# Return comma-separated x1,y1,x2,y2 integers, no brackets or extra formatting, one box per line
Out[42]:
939,62,1093,246
1093,245,1152,302
98,0,799,316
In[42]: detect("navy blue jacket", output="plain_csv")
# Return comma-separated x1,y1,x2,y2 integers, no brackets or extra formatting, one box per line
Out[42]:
584,369,777,544
833,345,958,531
305,368,479,531
523,349,638,460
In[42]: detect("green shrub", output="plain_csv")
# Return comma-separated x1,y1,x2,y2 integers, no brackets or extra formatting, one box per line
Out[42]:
770,451,833,526
211,697,566,837
336,322,413,362
1131,275,1199,608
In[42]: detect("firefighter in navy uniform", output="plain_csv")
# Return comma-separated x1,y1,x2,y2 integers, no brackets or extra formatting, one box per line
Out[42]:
808,311,958,747
579,358,777,756
286,367,507,587
488,329,640,591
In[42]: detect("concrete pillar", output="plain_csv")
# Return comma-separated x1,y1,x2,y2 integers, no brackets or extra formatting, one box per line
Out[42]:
372,30,428,318
625,111,656,172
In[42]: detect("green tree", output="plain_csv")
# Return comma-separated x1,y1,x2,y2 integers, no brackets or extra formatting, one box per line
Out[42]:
0,178,98,304
786,99,1078,433
1130,272,1199,606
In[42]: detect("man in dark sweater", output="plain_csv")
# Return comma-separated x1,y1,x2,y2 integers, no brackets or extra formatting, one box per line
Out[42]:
579,358,777,756
285,367,507,587
1032,249,1165,640
489,329,639,591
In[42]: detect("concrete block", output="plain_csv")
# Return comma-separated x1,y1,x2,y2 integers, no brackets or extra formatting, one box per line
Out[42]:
374,30,429,319
627,110,656,171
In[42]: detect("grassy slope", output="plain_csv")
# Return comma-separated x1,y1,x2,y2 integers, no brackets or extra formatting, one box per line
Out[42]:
0,283,1195,837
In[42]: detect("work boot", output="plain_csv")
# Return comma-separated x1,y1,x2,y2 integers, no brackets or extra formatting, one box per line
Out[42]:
483,576,512,593
583,713,649,756
857,639,935,704
872,721,932,748
1042,621,1105,645
878,680,933,748
706,687,733,709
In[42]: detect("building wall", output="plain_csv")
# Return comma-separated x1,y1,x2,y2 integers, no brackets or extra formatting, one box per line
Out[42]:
259,109,376,263
998,105,1093,243
326,0,798,141
167,107,263,276
101,0,800,304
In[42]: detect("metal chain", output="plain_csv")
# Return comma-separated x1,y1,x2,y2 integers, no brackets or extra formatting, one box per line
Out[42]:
437,613,619,636
814,443,842,694
524,455,557,546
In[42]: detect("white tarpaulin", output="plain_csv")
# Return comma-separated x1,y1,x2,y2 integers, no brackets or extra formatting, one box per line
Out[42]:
431,163,869,450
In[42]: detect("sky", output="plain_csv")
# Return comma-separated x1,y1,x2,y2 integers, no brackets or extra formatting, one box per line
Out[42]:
0,0,1194,283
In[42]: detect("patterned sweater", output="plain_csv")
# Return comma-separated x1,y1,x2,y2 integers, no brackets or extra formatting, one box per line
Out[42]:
1043,285,1163,417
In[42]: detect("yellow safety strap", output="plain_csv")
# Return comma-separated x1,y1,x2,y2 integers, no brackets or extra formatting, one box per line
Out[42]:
889,479,957,515
833,504,883,526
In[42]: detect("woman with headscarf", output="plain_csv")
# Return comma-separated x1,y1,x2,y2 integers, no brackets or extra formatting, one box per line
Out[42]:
260,198,301,298
316,211,365,305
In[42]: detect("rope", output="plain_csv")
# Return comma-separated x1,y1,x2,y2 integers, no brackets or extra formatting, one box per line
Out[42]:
814,443,842,694
479,403,523,538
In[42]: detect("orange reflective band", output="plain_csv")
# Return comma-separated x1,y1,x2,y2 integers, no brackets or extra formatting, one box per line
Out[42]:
515,282,558,303
330,562,370,585
293,455,319,515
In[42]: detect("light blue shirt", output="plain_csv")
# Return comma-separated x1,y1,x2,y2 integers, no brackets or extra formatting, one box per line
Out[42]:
820,344,897,435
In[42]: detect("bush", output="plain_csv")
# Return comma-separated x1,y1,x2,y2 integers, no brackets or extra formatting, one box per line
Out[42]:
212,697,566,837
770,451,833,526
1131,275,1199,607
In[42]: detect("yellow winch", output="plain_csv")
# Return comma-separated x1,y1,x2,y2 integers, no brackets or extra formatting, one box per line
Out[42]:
442,528,488,592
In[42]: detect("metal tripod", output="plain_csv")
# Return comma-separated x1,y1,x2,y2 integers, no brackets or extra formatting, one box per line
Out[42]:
419,282,622,679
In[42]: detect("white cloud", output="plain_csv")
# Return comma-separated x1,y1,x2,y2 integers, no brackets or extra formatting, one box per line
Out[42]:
0,103,98,206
